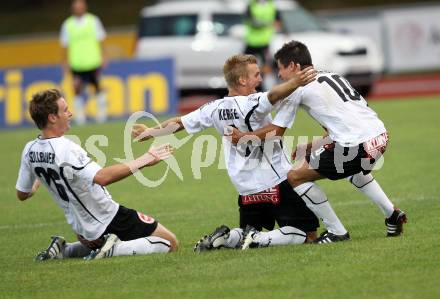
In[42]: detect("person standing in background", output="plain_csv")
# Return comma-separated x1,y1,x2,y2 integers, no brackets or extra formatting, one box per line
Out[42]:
244,0,281,90
60,0,107,125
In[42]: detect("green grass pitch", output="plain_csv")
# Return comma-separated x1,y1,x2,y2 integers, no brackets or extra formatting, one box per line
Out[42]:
1,97,439,298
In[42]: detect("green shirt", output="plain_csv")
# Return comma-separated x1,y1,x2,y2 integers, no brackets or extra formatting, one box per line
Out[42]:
65,13,102,71
245,0,277,47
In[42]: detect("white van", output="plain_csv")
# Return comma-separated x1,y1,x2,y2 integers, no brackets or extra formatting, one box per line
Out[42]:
135,0,384,96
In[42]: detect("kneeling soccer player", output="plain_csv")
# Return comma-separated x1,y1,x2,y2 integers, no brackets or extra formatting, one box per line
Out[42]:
16,89,178,261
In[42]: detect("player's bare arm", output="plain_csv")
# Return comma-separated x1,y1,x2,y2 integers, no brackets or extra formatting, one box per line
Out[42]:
229,125,330,160
267,65,316,104
16,179,41,201
93,143,173,186
132,116,184,142
228,124,286,145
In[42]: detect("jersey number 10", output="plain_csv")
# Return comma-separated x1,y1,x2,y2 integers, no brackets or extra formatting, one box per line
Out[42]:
318,74,362,102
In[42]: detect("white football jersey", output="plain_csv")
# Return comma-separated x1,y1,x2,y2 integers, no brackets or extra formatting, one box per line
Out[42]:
16,136,119,240
273,71,386,146
181,92,293,195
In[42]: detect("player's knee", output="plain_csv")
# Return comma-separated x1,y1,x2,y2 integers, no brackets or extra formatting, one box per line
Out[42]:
152,223,179,252
279,226,305,235
349,173,374,188
287,170,304,187
304,184,328,205
287,170,296,186
279,226,307,244
168,233,179,252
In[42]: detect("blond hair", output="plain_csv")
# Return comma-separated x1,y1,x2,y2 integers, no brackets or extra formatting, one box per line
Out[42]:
223,54,257,88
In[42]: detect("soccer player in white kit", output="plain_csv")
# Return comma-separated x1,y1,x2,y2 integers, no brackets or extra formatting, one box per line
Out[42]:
16,89,178,261
230,41,407,243
132,54,339,251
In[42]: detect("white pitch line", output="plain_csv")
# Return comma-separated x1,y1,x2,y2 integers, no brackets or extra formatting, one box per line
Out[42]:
0,221,65,231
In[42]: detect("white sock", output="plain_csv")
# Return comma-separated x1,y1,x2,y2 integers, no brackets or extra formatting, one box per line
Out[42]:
63,242,92,258
74,95,86,125
109,237,170,257
294,183,347,235
224,228,243,248
96,91,107,123
256,226,306,246
349,173,394,218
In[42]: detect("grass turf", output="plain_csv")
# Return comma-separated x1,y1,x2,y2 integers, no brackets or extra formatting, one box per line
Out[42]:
0,96,439,299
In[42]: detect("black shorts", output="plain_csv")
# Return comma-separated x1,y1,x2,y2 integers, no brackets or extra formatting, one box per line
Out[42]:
71,68,101,91
238,180,319,232
103,206,158,241
306,142,377,180
244,45,270,66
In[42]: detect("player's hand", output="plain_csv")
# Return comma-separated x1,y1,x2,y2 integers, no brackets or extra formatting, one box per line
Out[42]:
292,64,317,87
224,126,244,145
145,143,174,166
291,143,309,161
132,123,150,142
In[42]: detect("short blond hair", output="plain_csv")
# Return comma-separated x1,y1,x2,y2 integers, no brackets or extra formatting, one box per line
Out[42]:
223,54,258,88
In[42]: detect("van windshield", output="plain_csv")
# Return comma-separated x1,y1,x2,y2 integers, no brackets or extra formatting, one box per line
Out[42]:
139,15,198,37
280,8,326,33
212,14,243,36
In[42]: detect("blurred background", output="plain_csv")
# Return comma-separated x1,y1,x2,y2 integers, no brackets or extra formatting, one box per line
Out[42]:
1,0,439,129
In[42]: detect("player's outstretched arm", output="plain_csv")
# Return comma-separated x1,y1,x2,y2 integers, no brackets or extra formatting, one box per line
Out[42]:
93,143,173,186
132,117,185,142
267,65,316,104
227,124,286,145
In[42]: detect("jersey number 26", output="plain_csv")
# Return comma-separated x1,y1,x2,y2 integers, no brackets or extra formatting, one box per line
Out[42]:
34,166,69,202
